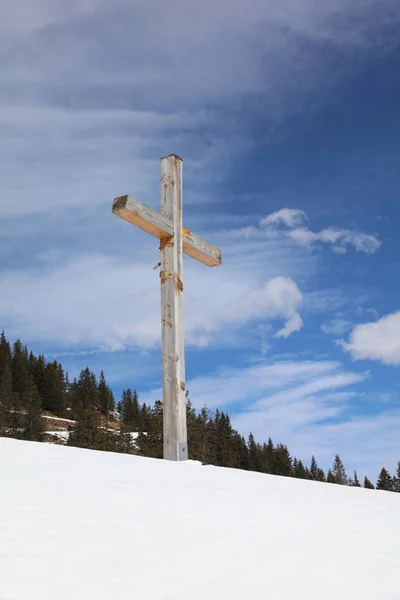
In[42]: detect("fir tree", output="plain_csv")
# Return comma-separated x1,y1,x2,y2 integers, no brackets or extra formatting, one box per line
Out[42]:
376,467,393,491
363,476,375,490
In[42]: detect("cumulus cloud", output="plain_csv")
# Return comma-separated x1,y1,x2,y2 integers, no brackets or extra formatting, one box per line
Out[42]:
259,208,380,254
340,312,400,365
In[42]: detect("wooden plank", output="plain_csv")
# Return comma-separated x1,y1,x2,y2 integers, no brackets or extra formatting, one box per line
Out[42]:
160,154,188,462
113,195,222,267
182,228,221,267
112,195,173,239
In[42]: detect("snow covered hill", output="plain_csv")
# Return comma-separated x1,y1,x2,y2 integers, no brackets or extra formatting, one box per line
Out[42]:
0,438,399,599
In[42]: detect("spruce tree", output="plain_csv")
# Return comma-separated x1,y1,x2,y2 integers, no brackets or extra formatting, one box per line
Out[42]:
294,458,307,479
363,476,375,489
136,400,163,458
186,399,203,461
41,362,66,414
248,432,263,472
326,469,336,483
376,467,393,491
12,340,29,400
75,368,98,412
0,364,14,435
68,408,106,450
274,444,293,477
22,376,45,442
0,331,12,383
352,471,361,487
392,462,400,493
332,454,348,485
310,455,319,480
98,371,115,419
116,422,135,454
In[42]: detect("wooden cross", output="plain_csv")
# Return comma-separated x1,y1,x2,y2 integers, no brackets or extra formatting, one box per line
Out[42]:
112,154,222,461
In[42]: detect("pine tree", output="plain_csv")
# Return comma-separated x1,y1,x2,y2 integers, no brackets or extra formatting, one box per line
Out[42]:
392,462,400,493
376,467,393,491
363,476,375,489
332,454,348,485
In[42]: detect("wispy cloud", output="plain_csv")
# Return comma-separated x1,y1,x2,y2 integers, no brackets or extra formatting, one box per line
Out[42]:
138,357,396,479
259,208,380,254
321,318,354,336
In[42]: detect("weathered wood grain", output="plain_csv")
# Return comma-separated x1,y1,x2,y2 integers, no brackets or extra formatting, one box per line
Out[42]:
113,195,222,267
112,195,173,239
160,154,188,462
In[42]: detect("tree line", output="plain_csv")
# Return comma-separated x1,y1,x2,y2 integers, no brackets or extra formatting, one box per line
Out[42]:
0,331,399,492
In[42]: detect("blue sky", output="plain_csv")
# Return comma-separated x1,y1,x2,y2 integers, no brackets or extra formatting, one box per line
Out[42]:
1,0,400,480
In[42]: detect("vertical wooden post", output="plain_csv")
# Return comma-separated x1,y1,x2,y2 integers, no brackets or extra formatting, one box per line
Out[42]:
160,154,188,461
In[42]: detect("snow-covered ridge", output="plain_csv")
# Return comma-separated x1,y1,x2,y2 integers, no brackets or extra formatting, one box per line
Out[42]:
0,438,399,600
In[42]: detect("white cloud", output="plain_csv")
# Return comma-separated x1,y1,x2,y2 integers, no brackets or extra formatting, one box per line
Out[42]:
341,312,400,365
259,209,380,254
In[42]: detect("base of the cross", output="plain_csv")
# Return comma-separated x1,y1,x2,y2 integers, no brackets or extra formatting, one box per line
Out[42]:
164,442,188,462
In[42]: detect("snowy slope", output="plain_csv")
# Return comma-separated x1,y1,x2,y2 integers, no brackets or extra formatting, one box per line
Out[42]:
0,438,399,600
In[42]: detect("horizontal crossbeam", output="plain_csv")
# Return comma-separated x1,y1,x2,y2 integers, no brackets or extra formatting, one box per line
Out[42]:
112,195,222,267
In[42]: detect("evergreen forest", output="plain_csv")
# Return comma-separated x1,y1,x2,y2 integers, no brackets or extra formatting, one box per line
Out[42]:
0,331,398,492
